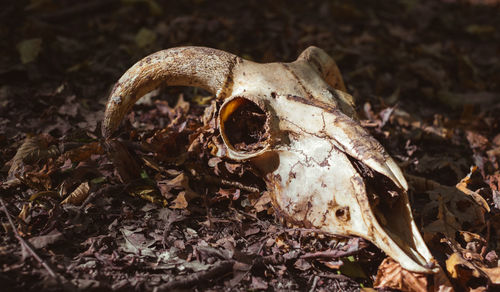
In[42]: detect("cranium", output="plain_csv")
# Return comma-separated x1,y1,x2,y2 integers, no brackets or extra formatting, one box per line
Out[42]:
102,46,436,273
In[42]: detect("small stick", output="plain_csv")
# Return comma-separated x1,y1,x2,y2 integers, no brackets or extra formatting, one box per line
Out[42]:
0,198,58,279
300,248,361,260
155,260,235,291
309,275,320,292
201,175,261,193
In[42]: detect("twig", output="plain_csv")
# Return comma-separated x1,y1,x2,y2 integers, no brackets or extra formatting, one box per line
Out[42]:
282,227,351,239
300,237,368,259
253,253,287,267
309,275,320,292
0,198,58,278
201,175,261,193
155,260,235,291
300,249,359,260
318,273,359,285
203,189,213,229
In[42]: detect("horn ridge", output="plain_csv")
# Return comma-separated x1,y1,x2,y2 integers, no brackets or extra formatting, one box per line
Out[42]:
297,46,346,92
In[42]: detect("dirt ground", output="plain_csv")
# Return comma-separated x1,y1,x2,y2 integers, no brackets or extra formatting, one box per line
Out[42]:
1,0,500,291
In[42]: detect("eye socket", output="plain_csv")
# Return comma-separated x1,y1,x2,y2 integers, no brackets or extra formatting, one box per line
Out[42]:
220,97,269,153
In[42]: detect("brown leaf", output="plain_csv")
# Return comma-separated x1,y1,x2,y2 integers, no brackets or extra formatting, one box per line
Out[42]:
17,203,31,221
128,184,166,206
374,258,428,292
21,170,53,191
456,166,490,212
29,190,59,201
61,181,90,205
466,131,489,151
159,173,198,201
251,191,272,213
250,276,268,290
104,140,141,182
60,141,104,163
171,191,188,209
411,173,487,235
29,230,63,249
480,267,500,285
423,196,461,238
445,253,482,285
294,258,312,271
8,134,56,179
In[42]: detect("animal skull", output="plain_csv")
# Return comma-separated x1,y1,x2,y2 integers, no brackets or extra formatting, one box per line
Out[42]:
102,46,436,273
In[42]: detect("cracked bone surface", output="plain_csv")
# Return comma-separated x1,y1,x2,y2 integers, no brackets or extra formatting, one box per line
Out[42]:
103,46,437,273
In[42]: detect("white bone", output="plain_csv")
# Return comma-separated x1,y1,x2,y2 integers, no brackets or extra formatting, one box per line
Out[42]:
102,46,437,273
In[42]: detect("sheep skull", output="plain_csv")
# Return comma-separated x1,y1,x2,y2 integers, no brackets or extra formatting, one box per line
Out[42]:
102,46,436,273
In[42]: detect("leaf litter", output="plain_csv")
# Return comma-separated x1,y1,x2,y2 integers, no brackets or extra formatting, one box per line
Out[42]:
1,0,499,291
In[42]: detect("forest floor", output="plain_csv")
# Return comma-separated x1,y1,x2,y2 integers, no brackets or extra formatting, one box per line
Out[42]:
1,0,499,291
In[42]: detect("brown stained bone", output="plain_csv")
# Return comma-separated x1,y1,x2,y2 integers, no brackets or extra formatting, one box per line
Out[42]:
102,46,436,273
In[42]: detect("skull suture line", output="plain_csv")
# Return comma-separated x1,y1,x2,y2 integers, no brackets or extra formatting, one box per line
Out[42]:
103,46,437,273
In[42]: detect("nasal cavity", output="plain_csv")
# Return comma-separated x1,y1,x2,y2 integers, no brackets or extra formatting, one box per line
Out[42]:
220,97,269,152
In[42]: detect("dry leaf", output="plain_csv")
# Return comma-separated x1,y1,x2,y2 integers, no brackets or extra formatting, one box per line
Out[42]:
411,173,487,234
250,276,268,290
171,191,189,209
128,184,166,206
21,171,53,191
160,173,198,200
445,253,482,286
374,257,428,292
18,203,31,221
60,142,104,163
104,140,141,182
480,267,500,285
29,230,63,249
61,182,90,205
8,135,44,178
423,196,461,238
252,191,272,213
29,190,59,201
456,166,490,212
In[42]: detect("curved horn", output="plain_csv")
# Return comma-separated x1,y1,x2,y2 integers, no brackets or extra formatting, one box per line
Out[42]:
102,46,239,138
297,46,346,92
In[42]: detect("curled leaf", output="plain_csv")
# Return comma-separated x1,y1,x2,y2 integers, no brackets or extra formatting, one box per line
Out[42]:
171,191,188,209
29,190,59,201
456,166,490,212
60,141,103,163
128,184,166,206
374,258,428,292
445,253,483,287
8,135,42,178
61,182,90,205
8,134,58,180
